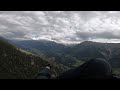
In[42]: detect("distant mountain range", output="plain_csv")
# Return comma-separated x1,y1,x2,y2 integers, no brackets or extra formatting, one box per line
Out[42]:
12,39,120,68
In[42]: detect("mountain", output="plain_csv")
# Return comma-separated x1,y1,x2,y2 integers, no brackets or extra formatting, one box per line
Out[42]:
12,40,66,55
12,40,85,68
69,41,120,68
2,36,120,78
12,40,120,69
0,38,66,79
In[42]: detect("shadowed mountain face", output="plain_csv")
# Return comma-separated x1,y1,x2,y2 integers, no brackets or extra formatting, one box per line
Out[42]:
12,40,120,68
0,38,65,79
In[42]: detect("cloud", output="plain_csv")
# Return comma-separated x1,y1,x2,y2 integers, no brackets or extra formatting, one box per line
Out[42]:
76,31,120,40
0,11,120,44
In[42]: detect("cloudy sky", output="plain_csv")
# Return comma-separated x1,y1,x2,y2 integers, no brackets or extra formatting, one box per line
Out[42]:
0,11,120,44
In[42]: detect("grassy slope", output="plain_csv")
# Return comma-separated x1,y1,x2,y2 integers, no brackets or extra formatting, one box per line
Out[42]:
72,60,85,68
0,39,65,79
112,68,120,76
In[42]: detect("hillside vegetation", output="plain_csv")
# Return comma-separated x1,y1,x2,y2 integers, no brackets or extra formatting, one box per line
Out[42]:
0,38,66,79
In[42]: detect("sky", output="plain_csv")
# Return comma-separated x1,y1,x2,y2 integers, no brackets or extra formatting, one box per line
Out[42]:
0,11,120,44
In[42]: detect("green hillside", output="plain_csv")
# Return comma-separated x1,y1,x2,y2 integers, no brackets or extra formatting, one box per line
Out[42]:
0,38,65,79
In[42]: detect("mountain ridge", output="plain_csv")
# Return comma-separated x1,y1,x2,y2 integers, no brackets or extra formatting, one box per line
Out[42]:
12,39,120,68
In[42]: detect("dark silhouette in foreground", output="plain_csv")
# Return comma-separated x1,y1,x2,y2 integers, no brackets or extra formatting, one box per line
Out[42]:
35,64,52,79
35,58,120,79
58,58,113,79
